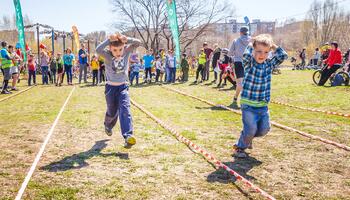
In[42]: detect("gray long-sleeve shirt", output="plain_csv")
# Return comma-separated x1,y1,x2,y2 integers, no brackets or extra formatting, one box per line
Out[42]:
96,37,141,83
229,35,250,63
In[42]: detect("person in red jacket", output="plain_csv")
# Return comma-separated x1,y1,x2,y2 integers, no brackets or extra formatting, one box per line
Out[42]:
318,42,342,86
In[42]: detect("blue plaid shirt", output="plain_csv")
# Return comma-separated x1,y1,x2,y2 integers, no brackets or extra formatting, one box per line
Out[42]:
241,46,288,107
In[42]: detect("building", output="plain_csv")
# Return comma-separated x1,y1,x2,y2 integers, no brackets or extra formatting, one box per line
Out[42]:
231,19,276,35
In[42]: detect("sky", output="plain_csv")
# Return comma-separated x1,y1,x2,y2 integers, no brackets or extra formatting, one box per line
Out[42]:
2,0,350,34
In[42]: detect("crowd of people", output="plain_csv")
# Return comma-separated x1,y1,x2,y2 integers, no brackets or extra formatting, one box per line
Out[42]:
293,43,350,72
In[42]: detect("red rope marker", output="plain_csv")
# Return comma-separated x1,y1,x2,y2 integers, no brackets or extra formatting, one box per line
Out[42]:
162,86,350,152
131,99,276,200
271,100,350,118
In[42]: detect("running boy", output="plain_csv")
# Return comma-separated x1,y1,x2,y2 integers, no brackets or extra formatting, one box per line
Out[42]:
233,34,288,158
96,32,141,148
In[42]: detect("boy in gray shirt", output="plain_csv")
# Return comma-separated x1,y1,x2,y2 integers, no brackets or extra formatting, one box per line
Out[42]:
96,32,141,149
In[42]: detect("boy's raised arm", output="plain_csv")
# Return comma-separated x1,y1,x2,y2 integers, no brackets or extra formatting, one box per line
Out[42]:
270,45,288,67
125,37,142,53
96,39,110,58
242,45,253,68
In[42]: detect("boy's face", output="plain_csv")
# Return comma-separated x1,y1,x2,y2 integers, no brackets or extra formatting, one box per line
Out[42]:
253,44,270,64
110,44,125,58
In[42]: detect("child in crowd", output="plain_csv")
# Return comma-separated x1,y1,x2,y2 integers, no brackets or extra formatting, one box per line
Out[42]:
27,54,36,86
56,53,64,86
155,55,164,83
130,56,142,86
96,32,141,148
233,34,288,158
217,48,231,87
49,54,57,84
194,49,206,83
91,55,100,86
180,53,189,82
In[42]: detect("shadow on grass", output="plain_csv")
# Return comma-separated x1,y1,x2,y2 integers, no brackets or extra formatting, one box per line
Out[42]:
207,156,262,199
40,139,129,172
195,106,228,111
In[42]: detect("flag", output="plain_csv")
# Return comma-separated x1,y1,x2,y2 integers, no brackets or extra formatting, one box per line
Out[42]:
166,0,181,64
13,0,27,62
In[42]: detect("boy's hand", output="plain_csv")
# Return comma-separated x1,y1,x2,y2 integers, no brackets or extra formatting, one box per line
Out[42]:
271,44,278,51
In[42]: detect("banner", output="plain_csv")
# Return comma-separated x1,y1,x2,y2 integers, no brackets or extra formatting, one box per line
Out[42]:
166,0,180,64
72,26,80,54
13,0,27,62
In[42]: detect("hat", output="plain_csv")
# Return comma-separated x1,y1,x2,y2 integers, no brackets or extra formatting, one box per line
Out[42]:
240,26,249,35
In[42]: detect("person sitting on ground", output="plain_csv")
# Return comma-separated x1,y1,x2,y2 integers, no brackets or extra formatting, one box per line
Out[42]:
217,48,231,87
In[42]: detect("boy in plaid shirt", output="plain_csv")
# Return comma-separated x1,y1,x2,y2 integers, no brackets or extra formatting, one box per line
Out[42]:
234,34,288,158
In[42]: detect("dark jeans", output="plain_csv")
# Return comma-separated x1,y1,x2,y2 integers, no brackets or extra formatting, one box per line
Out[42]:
50,69,56,84
41,66,49,85
64,64,73,84
169,67,176,83
92,70,98,85
130,71,139,85
318,64,342,86
145,68,152,81
196,64,204,81
313,59,318,66
212,60,218,80
99,68,105,83
104,84,133,139
28,70,36,86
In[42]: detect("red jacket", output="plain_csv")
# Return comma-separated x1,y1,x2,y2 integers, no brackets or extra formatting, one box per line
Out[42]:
325,49,342,67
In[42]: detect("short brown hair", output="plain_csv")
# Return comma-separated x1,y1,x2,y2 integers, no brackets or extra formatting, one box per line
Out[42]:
110,39,125,47
252,34,273,48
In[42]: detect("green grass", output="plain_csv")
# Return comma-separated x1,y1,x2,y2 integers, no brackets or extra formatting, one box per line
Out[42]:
0,71,349,199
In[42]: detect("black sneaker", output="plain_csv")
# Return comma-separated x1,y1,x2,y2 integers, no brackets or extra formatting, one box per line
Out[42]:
233,145,248,158
105,126,113,136
124,136,136,149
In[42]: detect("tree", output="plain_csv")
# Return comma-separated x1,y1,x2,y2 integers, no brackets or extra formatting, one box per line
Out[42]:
110,0,234,52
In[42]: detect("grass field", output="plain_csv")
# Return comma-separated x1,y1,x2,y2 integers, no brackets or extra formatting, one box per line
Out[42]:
0,69,349,200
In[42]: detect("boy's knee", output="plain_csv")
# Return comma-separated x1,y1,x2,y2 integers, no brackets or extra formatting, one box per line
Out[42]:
255,126,270,137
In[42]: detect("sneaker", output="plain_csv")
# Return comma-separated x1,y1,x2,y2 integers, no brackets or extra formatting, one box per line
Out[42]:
11,87,19,91
124,136,136,149
1,90,10,94
105,126,113,136
233,145,248,158
193,80,198,84
233,97,238,102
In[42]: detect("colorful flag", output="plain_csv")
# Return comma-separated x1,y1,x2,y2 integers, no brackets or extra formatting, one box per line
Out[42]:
13,0,27,62
166,0,181,64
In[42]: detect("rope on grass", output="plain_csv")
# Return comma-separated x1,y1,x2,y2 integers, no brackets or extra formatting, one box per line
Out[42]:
131,98,276,200
0,85,35,102
271,100,350,118
162,86,350,152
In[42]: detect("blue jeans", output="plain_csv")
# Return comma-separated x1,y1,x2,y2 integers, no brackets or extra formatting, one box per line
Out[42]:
236,104,271,149
130,71,139,85
167,67,176,83
64,64,73,84
41,66,49,84
28,70,36,85
104,84,133,139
